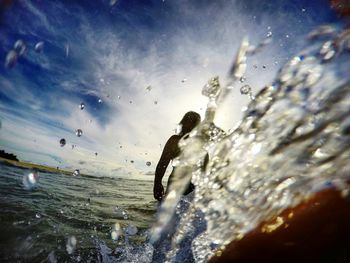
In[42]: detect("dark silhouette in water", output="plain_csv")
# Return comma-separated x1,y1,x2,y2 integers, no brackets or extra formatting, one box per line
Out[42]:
0,150,18,161
153,111,207,201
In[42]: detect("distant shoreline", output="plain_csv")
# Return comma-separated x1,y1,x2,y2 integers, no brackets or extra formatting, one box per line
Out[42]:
0,157,74,176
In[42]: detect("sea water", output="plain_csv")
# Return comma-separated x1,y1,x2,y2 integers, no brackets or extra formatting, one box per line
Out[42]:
0,163,156,262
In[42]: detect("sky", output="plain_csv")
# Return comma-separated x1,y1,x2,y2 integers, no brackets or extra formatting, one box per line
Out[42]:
0,0,340,179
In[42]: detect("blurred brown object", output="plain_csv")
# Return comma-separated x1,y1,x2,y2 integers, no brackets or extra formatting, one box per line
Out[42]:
330,0,350,17
209,187,350,263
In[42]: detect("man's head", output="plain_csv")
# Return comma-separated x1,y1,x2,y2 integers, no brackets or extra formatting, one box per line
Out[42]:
179,111,201,135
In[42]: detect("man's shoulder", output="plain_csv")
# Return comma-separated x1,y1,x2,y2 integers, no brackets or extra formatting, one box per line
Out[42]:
167,135,181,145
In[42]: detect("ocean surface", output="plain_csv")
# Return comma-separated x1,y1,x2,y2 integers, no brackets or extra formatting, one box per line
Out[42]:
0,162,158,262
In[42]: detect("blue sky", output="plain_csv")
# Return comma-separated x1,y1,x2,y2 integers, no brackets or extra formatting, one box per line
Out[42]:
0,0,340,178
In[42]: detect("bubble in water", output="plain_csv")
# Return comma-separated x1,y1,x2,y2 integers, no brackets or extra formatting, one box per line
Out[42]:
266,31,272,38
125,224,138,236
75,129,83,137
146,85,152,91
240,84,252,95
60,138,66,147
34,41,44,53
239,76,246,83
23,170,39,190
35,213,41,219
14,40,26,56
146,161,151,166
5,50,18,68
98,99,102,103
79,103,85,110
66,236,77,255
73,169,80,176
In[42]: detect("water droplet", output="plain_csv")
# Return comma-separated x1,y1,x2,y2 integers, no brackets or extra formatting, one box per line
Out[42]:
65,43,69,57
122,211,128,219
79,103,85,110
35,213,41,219
111,222,122,240
23,170,39,190
320,40,337,61
98,98,102,103
5,50,18,68
34,41,44,53
202,76,221,98
60,138,66,147
114,207,129,219
301,8,306,12
48,251,57,263
73,169,80,176
14,40,26,56
146,161,151,166
75,129,83,137
266,31,272,38
125,224,138,236
66,236,77,255
110,0,118,6
240,85,252,95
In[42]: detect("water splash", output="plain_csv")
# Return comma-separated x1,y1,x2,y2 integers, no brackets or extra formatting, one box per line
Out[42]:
152,25,350,262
